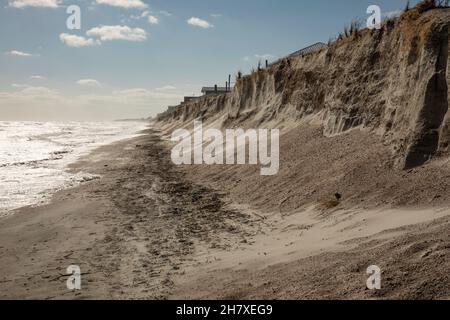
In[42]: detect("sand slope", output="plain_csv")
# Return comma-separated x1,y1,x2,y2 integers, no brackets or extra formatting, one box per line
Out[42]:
164,124,450,299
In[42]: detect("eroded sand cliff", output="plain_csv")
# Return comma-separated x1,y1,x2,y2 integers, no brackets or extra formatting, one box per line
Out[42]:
158,9,449,171
151,8,450,299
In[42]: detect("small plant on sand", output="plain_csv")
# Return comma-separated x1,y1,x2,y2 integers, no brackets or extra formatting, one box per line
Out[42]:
416,0,449,13
319,193,342,210
339,18,362,41
349,22,355,36
416,0,436,12
321,199,340,210
344,25,350,38
405,0,411,11
351,19,361,38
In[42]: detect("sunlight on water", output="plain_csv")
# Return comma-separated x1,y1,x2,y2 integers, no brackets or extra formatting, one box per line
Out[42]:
0,121,148,216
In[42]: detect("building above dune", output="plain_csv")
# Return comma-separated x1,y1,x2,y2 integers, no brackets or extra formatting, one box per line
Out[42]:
201,86,229,96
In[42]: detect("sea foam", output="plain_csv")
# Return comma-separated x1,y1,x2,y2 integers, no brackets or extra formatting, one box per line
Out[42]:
0,121,148,216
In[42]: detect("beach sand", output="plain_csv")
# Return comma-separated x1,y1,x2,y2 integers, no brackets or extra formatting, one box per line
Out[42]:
0,127,449,299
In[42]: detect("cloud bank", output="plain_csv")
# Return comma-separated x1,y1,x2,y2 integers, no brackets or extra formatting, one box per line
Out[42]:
77,79,102,87
86,25,147,42
95,0,147,9
59,33,99,47
8,0,61,8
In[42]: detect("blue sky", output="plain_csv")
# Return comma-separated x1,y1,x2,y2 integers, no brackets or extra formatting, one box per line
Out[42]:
0,0,417,120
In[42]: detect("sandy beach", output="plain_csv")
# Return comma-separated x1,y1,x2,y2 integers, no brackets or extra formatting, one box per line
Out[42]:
0,126,448,299
1,0,449,303
0,127,262,299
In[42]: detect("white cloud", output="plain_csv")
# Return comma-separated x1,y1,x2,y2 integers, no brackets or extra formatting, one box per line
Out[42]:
156,85,176,91
148,15,159,25
21,86,59,97
11,83,29,88
5,50,33,57
111,88,182,102
159,11,172,17
77,79,101,87
210,13,222,18
8,0,61,8
133,10,170,20
0,86,60,101
0,87,176,104
243,56,250,62
87,25,147,42
60,26,147,47
95,0,147,9
0,85,186,120
59,33,99,47
187,17,213,29
131,10,149,19
30,75,45,80
255,54,275,60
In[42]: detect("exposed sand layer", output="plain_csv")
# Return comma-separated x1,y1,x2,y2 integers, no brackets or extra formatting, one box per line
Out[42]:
158,9,449,171
172,215,450,300
166,123,450,300
0,128,449,299
175,123,450,212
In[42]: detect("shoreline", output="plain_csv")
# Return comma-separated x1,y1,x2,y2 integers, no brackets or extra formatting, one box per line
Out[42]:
0,128,259,299
0,121,150,217
0,127,449,299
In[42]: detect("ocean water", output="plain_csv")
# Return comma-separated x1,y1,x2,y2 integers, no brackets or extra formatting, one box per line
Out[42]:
0,121,148,216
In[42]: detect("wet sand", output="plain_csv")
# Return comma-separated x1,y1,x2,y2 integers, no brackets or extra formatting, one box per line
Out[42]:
0,128,259,299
